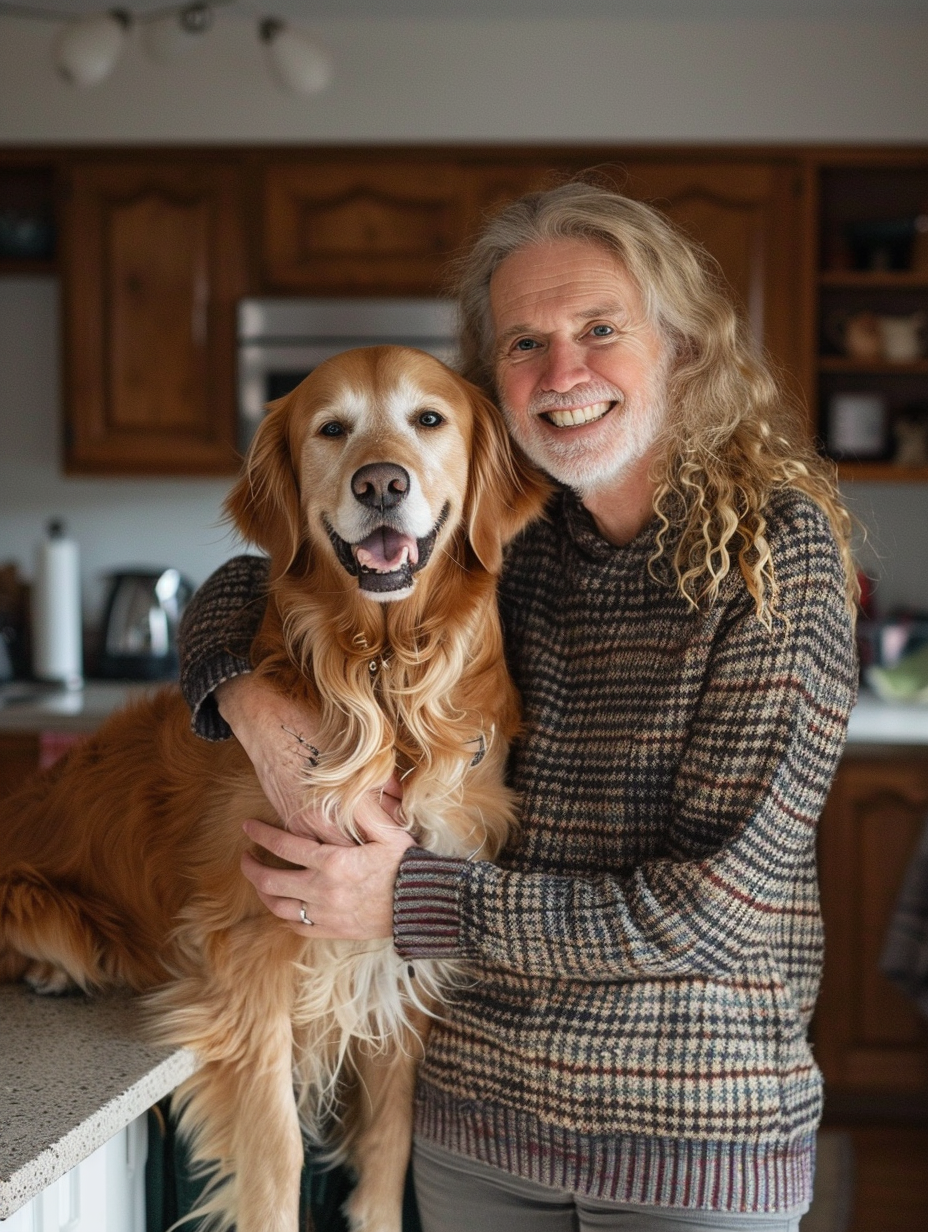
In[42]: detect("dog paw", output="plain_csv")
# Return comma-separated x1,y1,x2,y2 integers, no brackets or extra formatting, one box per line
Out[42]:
343,1193,401,1232
24,961,80,996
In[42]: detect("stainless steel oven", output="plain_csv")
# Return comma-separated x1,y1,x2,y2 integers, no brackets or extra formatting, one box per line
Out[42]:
237,297,458,452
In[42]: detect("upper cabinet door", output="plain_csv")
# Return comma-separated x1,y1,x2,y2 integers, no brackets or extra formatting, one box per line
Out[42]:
63,161,246,474
262,160,469,294
608,160,805,385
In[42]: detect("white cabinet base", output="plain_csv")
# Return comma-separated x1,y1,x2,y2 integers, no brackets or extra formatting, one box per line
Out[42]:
0,1117,147,1232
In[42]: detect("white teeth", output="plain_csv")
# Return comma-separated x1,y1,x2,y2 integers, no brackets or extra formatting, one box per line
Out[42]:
544,401,612,428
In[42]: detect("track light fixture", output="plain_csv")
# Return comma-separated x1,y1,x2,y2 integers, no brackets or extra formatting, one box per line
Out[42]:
142,3,214,65
54,10,131,87
259,18,332,97
0,2,334,95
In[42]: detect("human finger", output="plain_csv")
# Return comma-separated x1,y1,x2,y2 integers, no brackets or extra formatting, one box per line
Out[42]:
240,848,320,905
242,817,323,866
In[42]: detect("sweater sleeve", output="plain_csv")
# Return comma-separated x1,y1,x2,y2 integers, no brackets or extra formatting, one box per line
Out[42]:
178,555,271,741
393,505,858,980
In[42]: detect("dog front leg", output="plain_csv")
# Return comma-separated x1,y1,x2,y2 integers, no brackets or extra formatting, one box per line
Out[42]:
170,1005,304,1232
342,1008,431,1232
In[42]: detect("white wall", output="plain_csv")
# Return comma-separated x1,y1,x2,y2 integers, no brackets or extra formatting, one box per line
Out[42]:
1,13,927,622
0,14,927,143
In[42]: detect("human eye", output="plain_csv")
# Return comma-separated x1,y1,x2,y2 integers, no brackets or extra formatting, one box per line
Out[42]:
511,337,540,354
588,323,616,339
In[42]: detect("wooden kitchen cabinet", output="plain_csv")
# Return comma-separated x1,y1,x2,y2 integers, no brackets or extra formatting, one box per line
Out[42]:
4,143,928,477
815,753,928,1092
62,158,247,474
612,159,806,382
262,156,470,294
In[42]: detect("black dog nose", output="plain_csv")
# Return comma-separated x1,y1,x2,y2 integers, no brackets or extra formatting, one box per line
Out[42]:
351,464,410,511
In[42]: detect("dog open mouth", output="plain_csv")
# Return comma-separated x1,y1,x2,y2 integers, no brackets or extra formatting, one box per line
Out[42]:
324,504,449,594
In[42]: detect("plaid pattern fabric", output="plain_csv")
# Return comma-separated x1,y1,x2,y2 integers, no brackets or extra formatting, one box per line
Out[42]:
179,486,857,1213
178,554,271,741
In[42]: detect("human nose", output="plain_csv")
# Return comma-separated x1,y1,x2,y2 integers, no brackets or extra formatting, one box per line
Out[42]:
539,337,591,393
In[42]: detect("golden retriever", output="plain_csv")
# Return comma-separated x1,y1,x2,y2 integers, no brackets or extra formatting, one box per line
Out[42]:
0,346,549,1232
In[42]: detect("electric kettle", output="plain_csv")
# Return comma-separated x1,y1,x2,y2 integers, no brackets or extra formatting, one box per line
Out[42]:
98,568,194,681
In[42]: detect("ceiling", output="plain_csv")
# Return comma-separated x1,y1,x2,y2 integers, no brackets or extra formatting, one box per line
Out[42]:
9,0,928,20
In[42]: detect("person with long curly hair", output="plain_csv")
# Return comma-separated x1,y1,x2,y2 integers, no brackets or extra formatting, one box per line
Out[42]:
179,182,859,1231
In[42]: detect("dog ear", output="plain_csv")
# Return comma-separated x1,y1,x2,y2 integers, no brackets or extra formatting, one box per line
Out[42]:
465,386,552,574
224,398,302,574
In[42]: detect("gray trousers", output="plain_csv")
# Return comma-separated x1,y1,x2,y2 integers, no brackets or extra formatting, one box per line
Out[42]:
412,1141,809,1232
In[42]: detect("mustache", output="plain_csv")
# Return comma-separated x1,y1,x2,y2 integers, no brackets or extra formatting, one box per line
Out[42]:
526,383,626,415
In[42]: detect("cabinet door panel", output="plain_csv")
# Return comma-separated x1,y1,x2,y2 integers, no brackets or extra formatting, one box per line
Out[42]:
263,161,468,293
816,757,928,1091
607,161,804,381
106,190,211,433
64,161,245,474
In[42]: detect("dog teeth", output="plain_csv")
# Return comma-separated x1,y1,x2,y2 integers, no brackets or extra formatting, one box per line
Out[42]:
545,401,612,428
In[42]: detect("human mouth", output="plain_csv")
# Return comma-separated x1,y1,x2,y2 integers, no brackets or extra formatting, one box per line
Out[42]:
541,401,615,429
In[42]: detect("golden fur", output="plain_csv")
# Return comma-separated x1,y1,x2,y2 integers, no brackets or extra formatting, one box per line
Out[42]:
0,347,549,1232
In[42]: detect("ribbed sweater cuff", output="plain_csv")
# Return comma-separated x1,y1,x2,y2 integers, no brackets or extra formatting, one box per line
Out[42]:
393,848,468,959
186,651,253,742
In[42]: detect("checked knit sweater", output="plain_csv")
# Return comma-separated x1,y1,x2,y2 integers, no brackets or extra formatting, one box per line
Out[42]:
179,485,858,1213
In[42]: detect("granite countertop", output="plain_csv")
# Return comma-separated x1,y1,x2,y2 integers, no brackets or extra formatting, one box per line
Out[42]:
0,681,159,734
0,985,198,1219
845,689,928,745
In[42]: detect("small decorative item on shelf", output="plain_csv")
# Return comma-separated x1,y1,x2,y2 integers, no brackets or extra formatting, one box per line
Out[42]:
826,391,889,459
843,215,928,272
841,311,884,361
0,208,55,261
893,403,928,468
825,309,925,363
879,311,925,363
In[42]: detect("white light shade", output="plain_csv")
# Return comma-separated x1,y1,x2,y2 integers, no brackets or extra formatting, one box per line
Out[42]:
260,21,332,96
142,4,213,65
54,11,130,87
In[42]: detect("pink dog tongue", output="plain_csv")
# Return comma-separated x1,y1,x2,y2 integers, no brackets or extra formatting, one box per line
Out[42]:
354,527,419,573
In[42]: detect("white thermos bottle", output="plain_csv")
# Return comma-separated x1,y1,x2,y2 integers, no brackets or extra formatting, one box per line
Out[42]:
32,518,83,688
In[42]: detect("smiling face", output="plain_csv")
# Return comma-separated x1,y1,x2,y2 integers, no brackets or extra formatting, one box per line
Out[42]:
292,347,473,601
490,237,669,495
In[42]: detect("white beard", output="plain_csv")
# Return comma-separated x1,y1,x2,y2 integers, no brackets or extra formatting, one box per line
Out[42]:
499,362,669,497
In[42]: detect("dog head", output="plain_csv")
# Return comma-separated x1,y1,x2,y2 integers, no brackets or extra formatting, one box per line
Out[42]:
225,346,550,600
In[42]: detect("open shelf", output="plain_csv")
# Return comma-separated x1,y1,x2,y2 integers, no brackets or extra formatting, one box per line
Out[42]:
819,358,928,375
0,161,57,270
815,160,928,475
820,270,928,289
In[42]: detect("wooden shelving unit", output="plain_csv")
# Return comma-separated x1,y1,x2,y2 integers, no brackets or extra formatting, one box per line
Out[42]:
810,154,928,480
0,157,57,272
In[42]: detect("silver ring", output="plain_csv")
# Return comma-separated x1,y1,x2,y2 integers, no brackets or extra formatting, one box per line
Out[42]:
299,902,314,927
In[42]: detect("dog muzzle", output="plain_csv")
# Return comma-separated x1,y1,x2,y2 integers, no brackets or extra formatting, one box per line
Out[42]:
324,504,450,594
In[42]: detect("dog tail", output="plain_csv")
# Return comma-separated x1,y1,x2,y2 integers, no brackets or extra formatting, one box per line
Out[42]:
0,866,150,993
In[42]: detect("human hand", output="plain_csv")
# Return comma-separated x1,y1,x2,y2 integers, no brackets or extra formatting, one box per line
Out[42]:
240,803,416,940
216,674,355,845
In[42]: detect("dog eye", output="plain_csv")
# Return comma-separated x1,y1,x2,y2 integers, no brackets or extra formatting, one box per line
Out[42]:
318,421,346,438
417,410,444,428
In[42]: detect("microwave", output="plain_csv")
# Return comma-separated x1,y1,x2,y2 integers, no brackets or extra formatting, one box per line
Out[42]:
237,297,459,452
